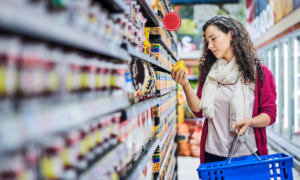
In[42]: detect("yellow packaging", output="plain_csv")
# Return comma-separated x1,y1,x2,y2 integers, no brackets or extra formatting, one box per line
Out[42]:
150,27,160,35
144,27,150,40
170,60,189,75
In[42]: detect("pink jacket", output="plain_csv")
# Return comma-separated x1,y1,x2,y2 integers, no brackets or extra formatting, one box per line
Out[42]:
192,65,277,164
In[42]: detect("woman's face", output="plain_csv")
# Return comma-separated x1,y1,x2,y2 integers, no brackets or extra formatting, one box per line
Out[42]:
205,25,232,59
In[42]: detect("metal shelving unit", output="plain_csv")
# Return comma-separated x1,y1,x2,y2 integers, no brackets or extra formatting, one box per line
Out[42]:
156,88,177,97
123,137,160,180
138,0,160,27
150,34,179,61
0,96,130,154
156,130,177,179
99,0,128,12
124,97,160,120
0,1,131,61
122,43,171,72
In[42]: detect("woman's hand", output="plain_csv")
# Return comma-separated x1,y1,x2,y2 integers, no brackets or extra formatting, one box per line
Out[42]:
171,67,189,87
234,119,252,135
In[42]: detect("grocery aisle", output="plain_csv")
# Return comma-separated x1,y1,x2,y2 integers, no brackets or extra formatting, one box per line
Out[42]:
177,146,300,180
0,0,179,179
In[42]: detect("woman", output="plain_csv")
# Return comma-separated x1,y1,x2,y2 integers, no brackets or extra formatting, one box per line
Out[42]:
171,15,277,163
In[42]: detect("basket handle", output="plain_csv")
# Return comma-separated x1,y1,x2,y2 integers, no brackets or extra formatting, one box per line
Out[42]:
226,131,261,165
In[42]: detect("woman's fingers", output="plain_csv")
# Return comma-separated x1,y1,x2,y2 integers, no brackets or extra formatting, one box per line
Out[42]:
171,68,175,79
179,69,186,83
174,67,182,82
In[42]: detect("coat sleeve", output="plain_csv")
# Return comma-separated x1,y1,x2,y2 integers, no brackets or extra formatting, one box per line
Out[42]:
192,83,203,118
258,65,277,126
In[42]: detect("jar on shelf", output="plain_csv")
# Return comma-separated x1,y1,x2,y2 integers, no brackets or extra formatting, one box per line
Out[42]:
77,125,90,172
104,114,113,148
43,47,60,97
105,17,114,41
86,121,97,162
103,61,113,97
71,53,83,94
127,21,133,44
40,137,65,180
19,43,45,99
122,15,129,42
81,56,96,93
94,116,106,155
88,1,100,35
0,151,37,180
0,36,21,101
61,130,81,180
111,63,127,97
97,7,108,38
90,120,100,157
68,0,90,30
111,112,122,146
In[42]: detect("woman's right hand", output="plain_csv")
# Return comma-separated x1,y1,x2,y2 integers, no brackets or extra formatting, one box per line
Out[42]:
171,67,189,87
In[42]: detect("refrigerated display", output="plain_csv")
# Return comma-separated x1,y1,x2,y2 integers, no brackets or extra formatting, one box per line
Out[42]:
293,35,300,145
257,29,300,149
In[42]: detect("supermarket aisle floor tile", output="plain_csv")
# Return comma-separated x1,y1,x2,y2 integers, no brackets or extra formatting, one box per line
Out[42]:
178,156,199,180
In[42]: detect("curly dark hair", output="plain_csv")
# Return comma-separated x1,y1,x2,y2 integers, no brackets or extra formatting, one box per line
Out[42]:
199,15,265,85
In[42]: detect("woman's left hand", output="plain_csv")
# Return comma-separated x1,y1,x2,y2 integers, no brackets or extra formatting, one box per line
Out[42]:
234,119,252,135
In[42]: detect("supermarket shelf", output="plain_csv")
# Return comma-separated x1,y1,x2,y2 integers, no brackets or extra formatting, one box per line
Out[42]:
165,143,178,179
99,0,128,12
157,130,177,178
0,96,130,154
159,123,173,147
155,105,174,124
170,159,177,180
0,1,130,61
138,0,160,26
124,137,160,180
156,88,177,97
172,172,177,180
159,117,177,147
124,97,160,120
123,43,160,66
187,75,198,80
150,34,179,61
84,142,128,177
161,0,171,13
121,43,171,72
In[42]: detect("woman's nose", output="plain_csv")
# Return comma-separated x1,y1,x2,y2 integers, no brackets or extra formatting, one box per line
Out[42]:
208,42,214,49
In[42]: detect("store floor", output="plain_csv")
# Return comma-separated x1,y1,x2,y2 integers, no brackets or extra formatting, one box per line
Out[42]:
178,146,300,180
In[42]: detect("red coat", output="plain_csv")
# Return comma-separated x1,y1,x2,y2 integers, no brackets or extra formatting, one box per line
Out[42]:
192,65,277,164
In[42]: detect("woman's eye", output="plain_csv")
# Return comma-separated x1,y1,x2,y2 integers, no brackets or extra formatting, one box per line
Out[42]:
212,37,216,41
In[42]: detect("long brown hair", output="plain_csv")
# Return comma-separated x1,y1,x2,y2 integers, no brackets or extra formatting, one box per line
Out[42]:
199,15,265,85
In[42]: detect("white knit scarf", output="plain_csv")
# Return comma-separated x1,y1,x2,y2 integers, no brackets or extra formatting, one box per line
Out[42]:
199,57,254,136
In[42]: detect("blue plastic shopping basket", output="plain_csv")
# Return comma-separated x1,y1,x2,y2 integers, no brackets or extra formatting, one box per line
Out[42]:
197,132,294,180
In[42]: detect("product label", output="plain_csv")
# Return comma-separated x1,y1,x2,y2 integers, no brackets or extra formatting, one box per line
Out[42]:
49,70,59,92
66,71,74,91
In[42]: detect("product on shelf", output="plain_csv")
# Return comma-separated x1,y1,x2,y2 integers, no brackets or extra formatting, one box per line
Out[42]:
129,58,157,103
0,35,129,102
153,146,161,173
0,147,38,180
153,124,176,179
0,36,21,101
155,71,176,90
137,159,153,180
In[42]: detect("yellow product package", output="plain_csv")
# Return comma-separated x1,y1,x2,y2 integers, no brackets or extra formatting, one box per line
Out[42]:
170,60,189,75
